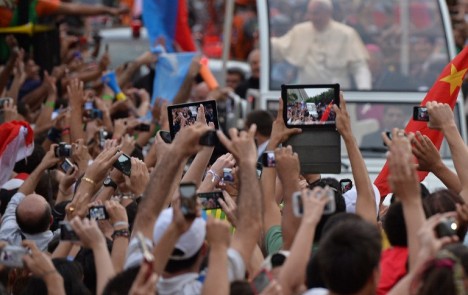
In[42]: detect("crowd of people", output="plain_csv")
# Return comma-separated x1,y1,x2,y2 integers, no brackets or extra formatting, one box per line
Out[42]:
1,0,468,295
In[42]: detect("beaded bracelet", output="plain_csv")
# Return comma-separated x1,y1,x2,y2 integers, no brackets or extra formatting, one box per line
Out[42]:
206,169,221,183
112,229,130,239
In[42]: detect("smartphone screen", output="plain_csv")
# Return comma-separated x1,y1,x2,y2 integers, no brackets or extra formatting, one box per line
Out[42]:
261,151,276,168
251,269,272,294
84,101,94,111
413,106,429,122
135,123,151,132
198,191,224,210
339,179,353,194
223,168,234,183
113,154,132,176
60,158,74,174
89,206,109,220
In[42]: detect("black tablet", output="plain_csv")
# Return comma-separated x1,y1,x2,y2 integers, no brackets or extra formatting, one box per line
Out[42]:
281,84,340,128
167,100,219,139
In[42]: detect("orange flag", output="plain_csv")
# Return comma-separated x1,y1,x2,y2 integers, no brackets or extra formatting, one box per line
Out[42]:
374,47,468,197
320,101,334,122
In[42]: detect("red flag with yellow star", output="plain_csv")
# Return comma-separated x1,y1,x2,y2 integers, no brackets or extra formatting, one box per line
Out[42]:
374,47,468,197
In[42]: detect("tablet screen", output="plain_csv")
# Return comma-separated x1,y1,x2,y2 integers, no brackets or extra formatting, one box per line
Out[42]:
282,84,339,128
167,100,219,139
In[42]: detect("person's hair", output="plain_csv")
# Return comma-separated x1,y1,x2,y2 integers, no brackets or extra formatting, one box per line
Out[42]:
309,178,347,242
164,248,203,273
317,217,382,294
230,281,254,295
245,110,274,137
415,247,468,295
383,201,408,247
13,145,45,174
16,202,51,234
307,213,362,289
423,189,467,240
74,239,113,294
391,183,430,203
20,258,90,295
102,265,140,295
227,67,246,81
164,248,202,273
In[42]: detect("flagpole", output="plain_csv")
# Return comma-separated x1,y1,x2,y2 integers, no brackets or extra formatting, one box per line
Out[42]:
400,0,410,76
220,0,235,88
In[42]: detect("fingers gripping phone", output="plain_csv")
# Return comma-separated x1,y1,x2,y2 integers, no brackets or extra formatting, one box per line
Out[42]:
60,221,80,241
113,154,132,176
198,191,224,210
0,245,29,268
179,183,197,218
292,188,336,217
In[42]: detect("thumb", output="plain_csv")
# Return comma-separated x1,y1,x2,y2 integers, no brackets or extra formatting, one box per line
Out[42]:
287,128,302,135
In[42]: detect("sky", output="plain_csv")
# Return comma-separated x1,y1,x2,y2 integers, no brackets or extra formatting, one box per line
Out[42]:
304,87,332,98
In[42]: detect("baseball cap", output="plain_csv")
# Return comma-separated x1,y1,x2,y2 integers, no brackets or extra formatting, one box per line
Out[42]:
342,184,380,214
153,208,206,260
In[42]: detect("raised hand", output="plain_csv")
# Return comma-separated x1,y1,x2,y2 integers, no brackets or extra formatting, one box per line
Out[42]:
427,102,456,131
333,92,352,139
269,98,301,148
217,125,258,167
206,216,231,248
384,128,420,201
411,131,442,172
83,146,122,184
70,217,106,249
22,240,58,279
274,146,300,183
39,144,62,170
124,158,150,196
171,123,212,158
129,262,158,295
218,191,238,227
67,78,85,107
300,187,330,225
105,200,128,229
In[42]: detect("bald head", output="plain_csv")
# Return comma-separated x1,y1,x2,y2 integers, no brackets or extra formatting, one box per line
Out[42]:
192,82,210,102
308,0,333,31
16,194,51,235
248,49,260,79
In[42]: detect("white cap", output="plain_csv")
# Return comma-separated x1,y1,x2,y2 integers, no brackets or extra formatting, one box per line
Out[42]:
343,184,380,214
153,208,206,260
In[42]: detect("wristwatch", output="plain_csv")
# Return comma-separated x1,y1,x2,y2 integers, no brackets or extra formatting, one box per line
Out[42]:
103,177,117,190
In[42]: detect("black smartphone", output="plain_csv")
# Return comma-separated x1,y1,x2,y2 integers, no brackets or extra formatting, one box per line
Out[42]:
88,206,109,220
89,109,103,120
160,131,172,144
0,245,29,268
55,142,72,157
199,130,218,147
339,179,353,194
113,154,132,176
413,106,429,122
60,158,74,174
179,182,197,218
135,123,151,132
261,151,276,168
250,269,273,294
436,217,458,238
60,221,80,241
198,191,224,210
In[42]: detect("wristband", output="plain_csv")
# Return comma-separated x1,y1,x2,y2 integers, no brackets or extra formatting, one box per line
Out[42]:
102,94,114,101
45,101,55,108
113,221,129,228
111,229,130,239
206,169,221,183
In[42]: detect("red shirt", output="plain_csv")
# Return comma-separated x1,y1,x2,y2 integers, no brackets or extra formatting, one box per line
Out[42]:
377,246,408,295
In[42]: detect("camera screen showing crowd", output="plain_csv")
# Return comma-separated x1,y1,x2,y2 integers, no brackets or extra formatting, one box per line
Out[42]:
168,100,218,138
283,85,339,126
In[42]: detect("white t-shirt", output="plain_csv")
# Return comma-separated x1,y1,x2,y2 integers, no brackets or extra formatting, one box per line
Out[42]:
124,236,246,295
